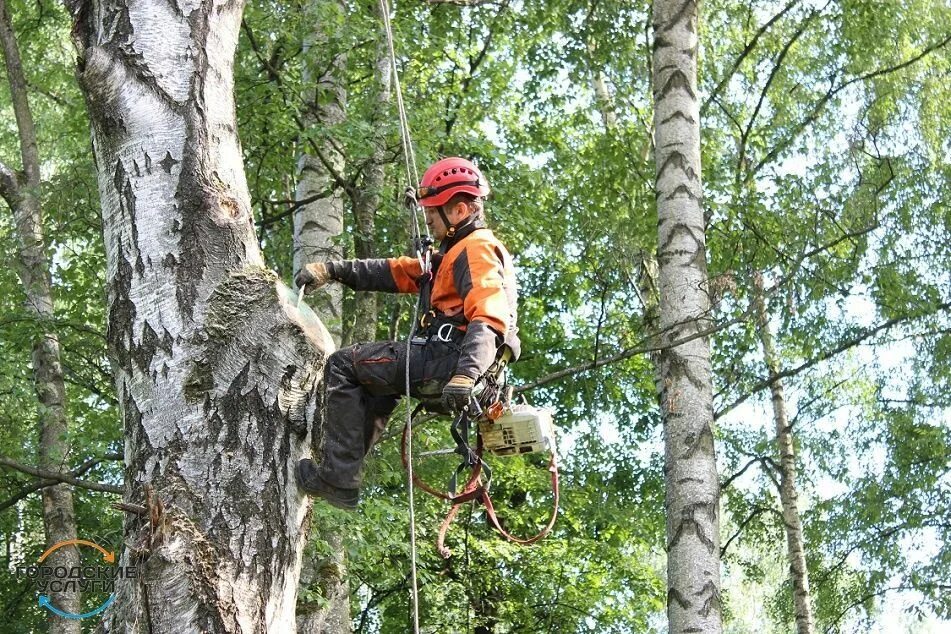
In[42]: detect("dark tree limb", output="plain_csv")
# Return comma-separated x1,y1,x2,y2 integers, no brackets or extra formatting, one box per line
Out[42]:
720,504,777,557
721,455,768,491
701,0,803,116
715,301,951,420
751,31,951,179
0,455,122,495
257,188,336,229
0,452,122,512
736,9,817,183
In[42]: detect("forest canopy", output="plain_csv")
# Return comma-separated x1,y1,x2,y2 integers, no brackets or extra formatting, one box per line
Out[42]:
0,0,949,632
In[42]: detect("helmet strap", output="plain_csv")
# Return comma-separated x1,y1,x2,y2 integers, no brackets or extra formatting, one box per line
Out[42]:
437,205,455,238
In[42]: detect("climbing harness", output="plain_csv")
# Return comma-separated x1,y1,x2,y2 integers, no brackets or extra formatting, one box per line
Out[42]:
400,348,560,558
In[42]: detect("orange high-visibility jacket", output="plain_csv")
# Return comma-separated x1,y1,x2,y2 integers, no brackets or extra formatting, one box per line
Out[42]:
326,226,519,379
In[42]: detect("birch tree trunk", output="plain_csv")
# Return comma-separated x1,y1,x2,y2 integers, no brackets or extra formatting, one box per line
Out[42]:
587,39,618,131
652,1,722,632
348,24,392,345
67,1,334,631
293,2,349,630
297,532,349,633
752,273,814,634
293,0,346,346
0,2,81,631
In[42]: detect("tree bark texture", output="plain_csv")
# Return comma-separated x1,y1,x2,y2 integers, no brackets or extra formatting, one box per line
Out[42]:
652,1,722,632
0,1,81,630
296,531,350,633
348,24,392,345
293,1,349,628
293,0,346,346
752,273,815,634
67,0,335,631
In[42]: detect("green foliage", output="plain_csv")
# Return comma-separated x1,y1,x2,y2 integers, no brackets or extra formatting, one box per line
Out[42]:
1,0,950,630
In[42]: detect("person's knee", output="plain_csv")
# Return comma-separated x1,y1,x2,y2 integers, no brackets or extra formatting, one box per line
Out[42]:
325,347,356,384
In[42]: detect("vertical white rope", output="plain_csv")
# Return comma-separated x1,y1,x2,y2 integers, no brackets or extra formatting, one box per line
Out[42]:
379,0,420,186
378,0,422,631
403,307,421,634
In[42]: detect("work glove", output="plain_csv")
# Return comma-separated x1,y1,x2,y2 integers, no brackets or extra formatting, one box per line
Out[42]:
442,375,476,412
294,262,332,294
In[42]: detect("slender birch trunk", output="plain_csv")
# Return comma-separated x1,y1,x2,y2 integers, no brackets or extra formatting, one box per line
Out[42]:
652,1,722,632
584,38,662,370
293,2,349,630
293,0,346,346
587,39,618,131
752,273,814,634
349,23,392,345
67,1,334,630
0,2,81,631
297,532,350,633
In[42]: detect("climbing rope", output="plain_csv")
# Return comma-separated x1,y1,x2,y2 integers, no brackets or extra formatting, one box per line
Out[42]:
377,0,424,631
379,0,421,190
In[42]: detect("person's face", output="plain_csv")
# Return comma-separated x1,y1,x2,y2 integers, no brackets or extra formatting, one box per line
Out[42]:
424,202,471,241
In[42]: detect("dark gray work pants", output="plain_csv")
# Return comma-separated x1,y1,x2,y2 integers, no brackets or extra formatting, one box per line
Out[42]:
315,338,460,490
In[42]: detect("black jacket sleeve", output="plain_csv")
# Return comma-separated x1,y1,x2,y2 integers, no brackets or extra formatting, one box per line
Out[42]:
327,257,423,294
327,259,398,292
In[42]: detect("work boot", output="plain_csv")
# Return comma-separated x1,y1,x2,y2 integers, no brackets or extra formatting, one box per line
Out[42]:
295,459,359,511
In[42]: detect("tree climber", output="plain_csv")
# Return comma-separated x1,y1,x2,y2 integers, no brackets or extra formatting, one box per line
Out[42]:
294,157,521,510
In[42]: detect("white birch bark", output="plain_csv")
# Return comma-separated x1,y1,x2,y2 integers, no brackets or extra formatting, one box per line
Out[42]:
293,0,346,346
293,1,349,630
652,1,722,632
67,0,334,631
752,273,815,634
587,39,618,131
0,1,81,630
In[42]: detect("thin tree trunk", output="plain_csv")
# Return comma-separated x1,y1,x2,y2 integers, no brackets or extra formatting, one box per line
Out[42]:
586,39,618,131
651,1,722,632
67,1,334,630
349,21,392,345
293,2,350,630
752,273,815,634
293,0,347,346
297,532,350,633
0,2,81,631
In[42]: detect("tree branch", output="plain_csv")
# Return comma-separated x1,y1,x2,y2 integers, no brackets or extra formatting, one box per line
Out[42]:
822,585,913,634
516,267,814,393
257,187,336,229
721,504,778,557
721,455,767,491
0,452,123,512
516,286,767,393
736,9,817,182
701,0,803,116
715,301,951,420
751,30,951,178
442,0,510,141
0,455,122,495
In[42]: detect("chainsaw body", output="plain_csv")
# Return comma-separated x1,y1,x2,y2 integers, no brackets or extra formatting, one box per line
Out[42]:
478,403,557,457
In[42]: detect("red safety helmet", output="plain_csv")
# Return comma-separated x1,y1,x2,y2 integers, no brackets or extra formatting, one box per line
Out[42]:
416,157,490,207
